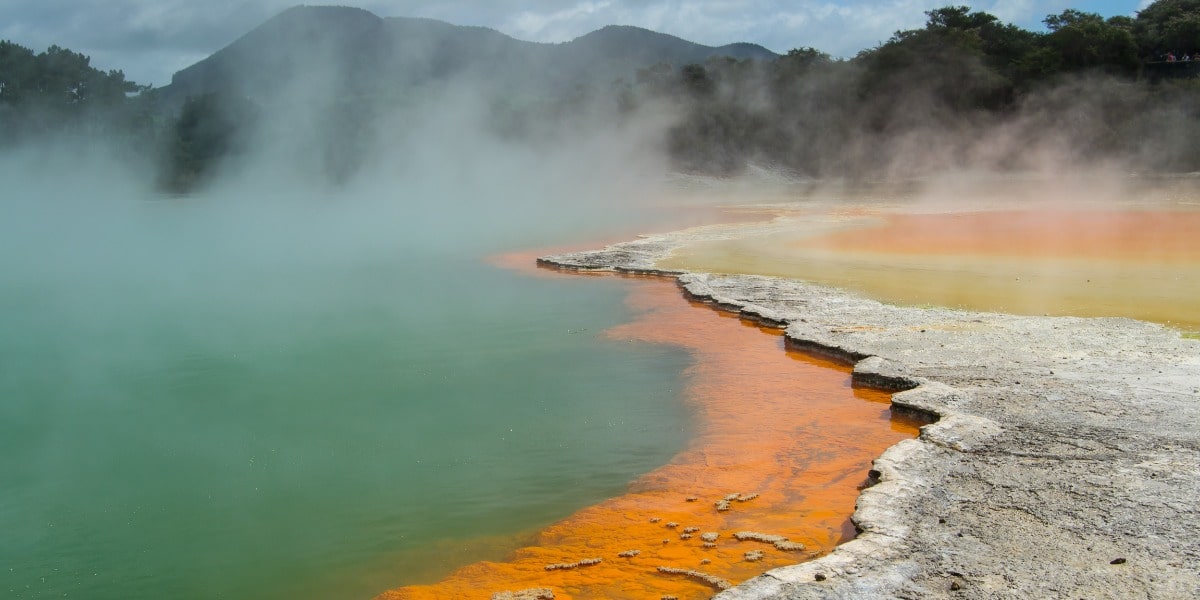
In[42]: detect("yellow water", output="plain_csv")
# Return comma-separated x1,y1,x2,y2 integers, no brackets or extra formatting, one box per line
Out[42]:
661,205,1200,332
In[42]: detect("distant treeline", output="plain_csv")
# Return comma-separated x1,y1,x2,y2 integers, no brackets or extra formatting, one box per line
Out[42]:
3,1,1200,191
0,41,156,142
637,2,1200,176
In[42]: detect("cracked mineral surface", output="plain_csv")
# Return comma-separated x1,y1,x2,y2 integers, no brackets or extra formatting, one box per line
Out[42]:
541,215,1200,600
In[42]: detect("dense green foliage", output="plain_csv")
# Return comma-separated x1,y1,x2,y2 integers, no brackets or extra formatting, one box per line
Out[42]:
0,41,152,141
162,93,259,190
1134,0,1200,56
651,2,1200,176
0,42,140,107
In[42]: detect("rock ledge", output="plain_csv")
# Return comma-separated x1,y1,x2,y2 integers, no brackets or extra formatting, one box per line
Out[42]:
541,230,1200,599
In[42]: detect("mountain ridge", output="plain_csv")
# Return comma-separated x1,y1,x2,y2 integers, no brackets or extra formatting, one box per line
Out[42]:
163,5,779,104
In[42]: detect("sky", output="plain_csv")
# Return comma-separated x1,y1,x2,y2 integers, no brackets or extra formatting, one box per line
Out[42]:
0,1,1151,87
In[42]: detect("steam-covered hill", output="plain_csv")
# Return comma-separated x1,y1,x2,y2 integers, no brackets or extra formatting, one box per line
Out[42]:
15,2,1195,192
161,5,778,105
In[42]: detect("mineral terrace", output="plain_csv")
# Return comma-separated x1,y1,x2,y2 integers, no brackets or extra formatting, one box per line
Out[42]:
540,219,1200,600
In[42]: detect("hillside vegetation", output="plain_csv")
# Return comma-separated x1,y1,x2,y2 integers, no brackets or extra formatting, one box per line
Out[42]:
657,3,1200,176
2,2,1199,191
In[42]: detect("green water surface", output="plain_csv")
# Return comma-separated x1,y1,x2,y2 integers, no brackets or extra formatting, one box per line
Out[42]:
0,183,694,599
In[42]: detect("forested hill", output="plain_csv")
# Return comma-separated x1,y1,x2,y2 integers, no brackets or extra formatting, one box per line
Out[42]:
3,1,1200,192
161,5,778,105
0,41,148,141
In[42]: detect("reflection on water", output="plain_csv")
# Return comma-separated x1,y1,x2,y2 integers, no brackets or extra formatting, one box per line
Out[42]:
661,180,1200,332
383,274,921,600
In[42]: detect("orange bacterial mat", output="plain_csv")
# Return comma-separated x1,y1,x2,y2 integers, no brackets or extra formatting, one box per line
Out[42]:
378,265,922,600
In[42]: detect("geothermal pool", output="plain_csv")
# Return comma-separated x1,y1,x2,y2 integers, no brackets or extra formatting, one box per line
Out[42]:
0,251,701,600
659,178,1200,333
384,267,922,599
0,179,728,600
10,172,1188,600
4,170,914,600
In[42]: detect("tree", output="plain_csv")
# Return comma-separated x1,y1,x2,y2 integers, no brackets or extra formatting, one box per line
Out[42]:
634,61,676,96
776,47,831,78
855,8,1011,112
1133,0,1200,58
164,93,258,191
0,40,147,140
926,5,998,30
679,63,715,98
1043,10,1140,75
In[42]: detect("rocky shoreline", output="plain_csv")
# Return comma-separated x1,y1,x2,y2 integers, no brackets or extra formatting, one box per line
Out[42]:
539,224,1200,599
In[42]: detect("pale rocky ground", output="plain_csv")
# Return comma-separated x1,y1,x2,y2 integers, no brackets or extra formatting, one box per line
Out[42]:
540,223,1200,600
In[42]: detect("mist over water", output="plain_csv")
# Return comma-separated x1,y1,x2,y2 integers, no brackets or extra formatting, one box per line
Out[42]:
0,82,702,600
8,5,1200,598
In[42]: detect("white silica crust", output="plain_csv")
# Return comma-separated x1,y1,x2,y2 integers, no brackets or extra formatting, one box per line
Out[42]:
541,223,1200,600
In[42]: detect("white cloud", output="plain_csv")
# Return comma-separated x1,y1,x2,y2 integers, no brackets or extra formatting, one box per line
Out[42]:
505,1,614,41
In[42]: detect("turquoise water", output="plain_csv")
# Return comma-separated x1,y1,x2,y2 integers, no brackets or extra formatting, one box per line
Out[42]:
0,174,695,599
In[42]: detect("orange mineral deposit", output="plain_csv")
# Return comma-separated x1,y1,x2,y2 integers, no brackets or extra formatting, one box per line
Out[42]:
378,268,922,600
